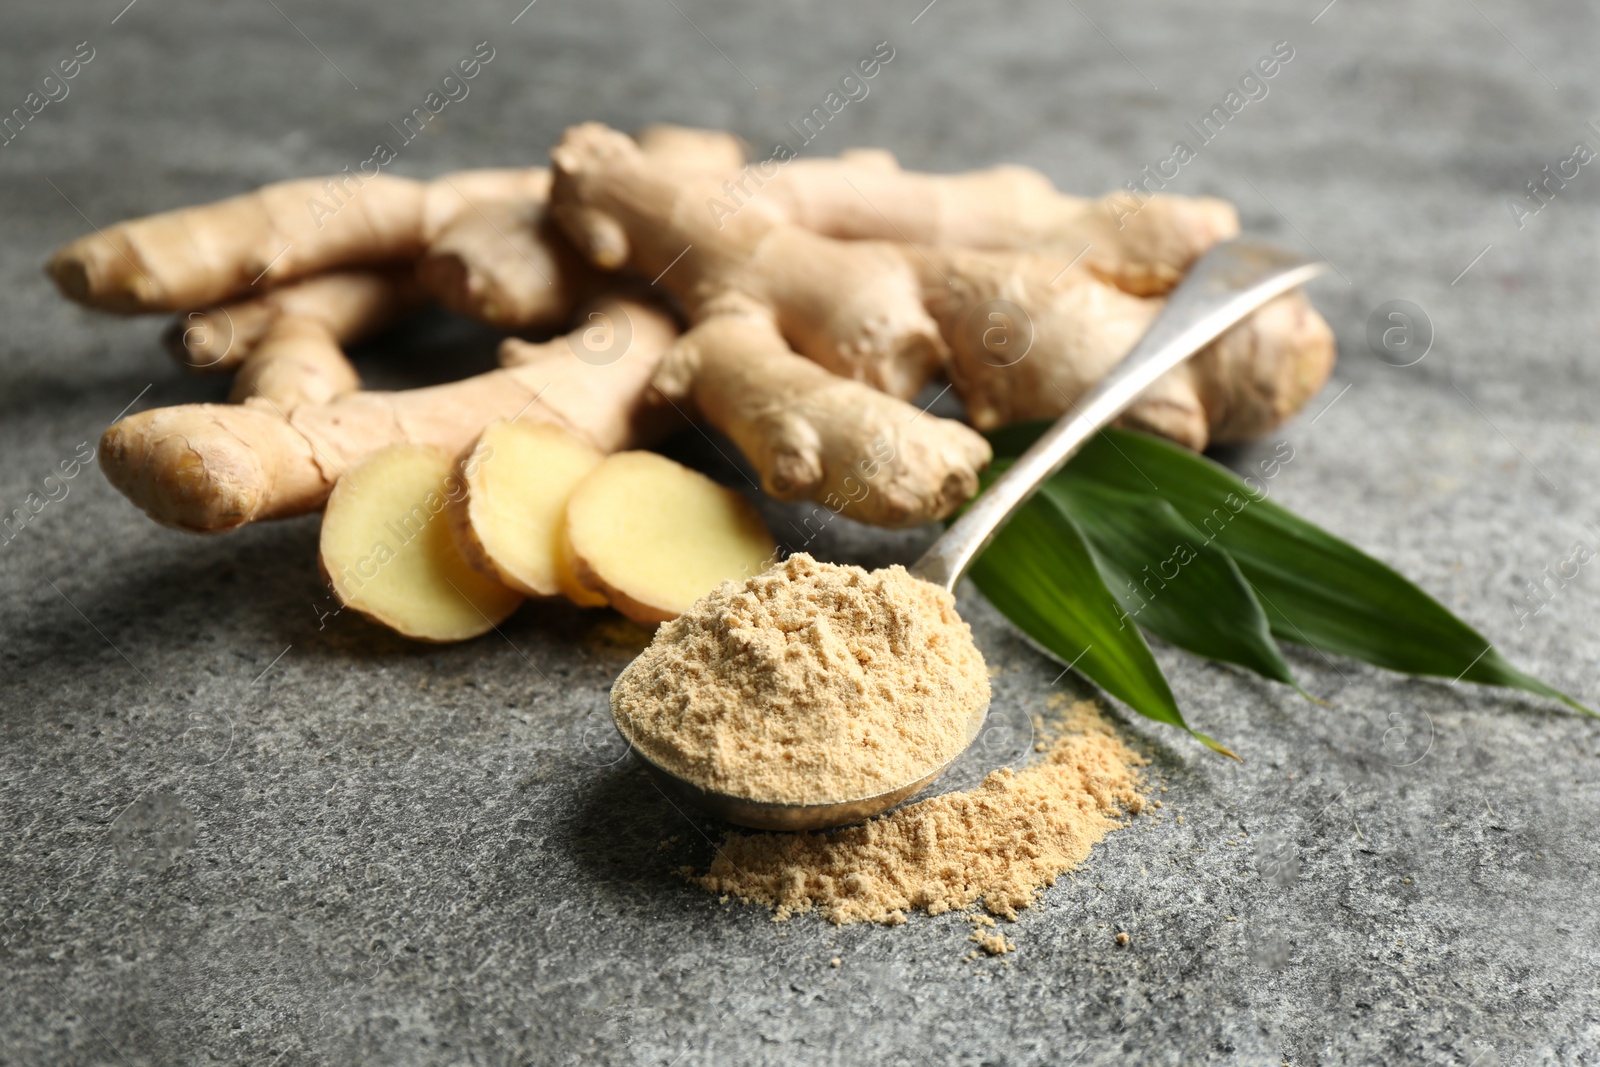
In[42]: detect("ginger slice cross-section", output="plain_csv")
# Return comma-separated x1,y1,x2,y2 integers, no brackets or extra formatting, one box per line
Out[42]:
450,421,604,599
320,444,522,642
563,451,776,625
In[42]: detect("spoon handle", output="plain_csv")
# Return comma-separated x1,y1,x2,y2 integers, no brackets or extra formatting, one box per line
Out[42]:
909,238,1327,593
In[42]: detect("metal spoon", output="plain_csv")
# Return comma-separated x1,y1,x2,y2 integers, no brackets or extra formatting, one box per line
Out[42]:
617,239,1328,831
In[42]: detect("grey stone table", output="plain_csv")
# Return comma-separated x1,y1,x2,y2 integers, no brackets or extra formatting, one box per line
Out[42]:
3,2,1597,1064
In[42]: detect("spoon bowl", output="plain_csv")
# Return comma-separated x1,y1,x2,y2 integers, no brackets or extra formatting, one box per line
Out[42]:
617,698,990,832
615,239,1327,831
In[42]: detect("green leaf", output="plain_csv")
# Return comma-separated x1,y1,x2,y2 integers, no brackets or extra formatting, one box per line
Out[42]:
967,481,1238,757
1043,478,1298,688
990,423,1589,715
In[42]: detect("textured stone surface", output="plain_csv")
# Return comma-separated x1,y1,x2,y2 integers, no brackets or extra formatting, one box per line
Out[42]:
3,2,1598,1065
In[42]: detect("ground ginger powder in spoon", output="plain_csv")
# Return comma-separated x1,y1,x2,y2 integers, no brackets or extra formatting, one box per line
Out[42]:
693,700,1146,925
610,553,990,806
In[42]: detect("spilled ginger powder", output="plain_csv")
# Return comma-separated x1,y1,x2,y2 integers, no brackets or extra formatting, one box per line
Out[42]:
611,553,990,806
693,700,1147,925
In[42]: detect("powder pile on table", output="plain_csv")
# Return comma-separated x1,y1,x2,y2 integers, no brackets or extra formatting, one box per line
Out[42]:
691,700,1146,924
611,552,990,806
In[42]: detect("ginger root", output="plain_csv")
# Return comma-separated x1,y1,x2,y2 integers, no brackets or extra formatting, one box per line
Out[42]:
189,270,429,409
916,247,1335,447
226,315,361,408
72,124,1333,557
563,451,775,625
414,169,590,331
449,421,603,598
550,123,991,526
654,313,990,527
99,299,677,532
49,168,550,314
60,126,745,328
551,122,947,401
543,124,1320,522
631,123,748,174
414,126,744,330
756,154,1238,296
320,444,522,642
164,268,424,373
737,150,1321,445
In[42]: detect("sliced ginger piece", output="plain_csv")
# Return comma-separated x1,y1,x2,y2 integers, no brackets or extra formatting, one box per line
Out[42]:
450,421,604,598
555,528,609,608
564,451,776,624
320,444,523,641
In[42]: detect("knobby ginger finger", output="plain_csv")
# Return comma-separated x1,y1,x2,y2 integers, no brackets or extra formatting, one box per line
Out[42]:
99,299,678,532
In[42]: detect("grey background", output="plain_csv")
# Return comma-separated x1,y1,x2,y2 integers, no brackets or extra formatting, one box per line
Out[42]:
3,1,1598,1064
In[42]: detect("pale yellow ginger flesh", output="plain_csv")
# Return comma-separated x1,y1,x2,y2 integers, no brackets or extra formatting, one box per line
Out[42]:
450,421,603,598
564,451,776,625
555,523,609,609
320,444,522,642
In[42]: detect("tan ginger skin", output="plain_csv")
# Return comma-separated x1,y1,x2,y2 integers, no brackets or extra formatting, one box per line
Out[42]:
415,130,743,331
61,122,1333,536
167,269,422,409
550,123,992,526
549,122,1326,490
654,314,990,527
98,299,679,533
55,126,748,328
49,168,553,314
737,151,1240,296
165,268,425,374
550,122,950,401
915,247,1335,448
674,135,1330,447
225,316,362,409
688,138,1329,446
